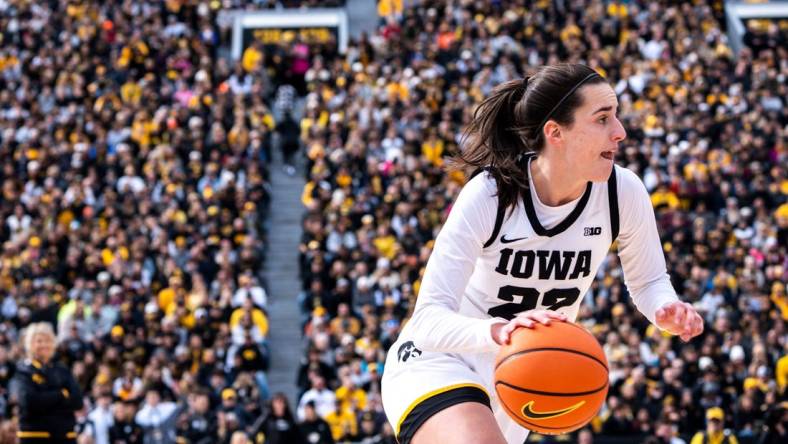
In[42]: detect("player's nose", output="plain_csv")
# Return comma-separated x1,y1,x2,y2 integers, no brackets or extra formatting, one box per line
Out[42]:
611,116,626,142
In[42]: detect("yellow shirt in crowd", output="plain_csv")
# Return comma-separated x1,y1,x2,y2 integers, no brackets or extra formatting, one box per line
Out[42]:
335,385,367,413
690,431,739,444
324,407,357,441
651,189,680,209
422,139,444,166
776,354,788,393
378,0,403,17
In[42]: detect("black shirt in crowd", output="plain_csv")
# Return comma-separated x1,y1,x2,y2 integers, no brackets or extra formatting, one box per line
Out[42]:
13,359,83,441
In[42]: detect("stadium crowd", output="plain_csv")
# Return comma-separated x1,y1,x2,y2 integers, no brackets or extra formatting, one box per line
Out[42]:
0,0,302,443
0,0,783,444
295,0,787,443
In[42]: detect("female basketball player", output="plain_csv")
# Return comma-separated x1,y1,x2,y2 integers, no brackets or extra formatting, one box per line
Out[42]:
381,64,704,444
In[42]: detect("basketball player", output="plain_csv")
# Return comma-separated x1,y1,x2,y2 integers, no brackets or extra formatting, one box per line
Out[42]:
381,64,704,444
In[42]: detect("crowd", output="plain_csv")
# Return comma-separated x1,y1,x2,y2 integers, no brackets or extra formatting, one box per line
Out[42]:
0,0,315,443
295,0,787,443
0,0,784,444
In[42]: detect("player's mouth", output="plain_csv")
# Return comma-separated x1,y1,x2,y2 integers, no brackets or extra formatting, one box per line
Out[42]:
600,150,616,160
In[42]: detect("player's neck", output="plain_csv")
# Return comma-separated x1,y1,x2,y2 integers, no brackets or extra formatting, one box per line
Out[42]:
530,155,587,207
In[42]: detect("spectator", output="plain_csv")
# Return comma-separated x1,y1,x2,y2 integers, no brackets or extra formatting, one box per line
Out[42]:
108,400,144,444
355,409,396,444
74,405,97,443
229,431,253,444
232,273,268,309
297,347,336,397
759,401,788,444
176,389,216,444
219,387,253,430
228,329,270,400
87,393,115,444
277,111,302,176
690,407,739,444
11,322,83,443
251,392,304,444
297,375,336,421
324,398,356,442
298,401,334,444
134,388,181,444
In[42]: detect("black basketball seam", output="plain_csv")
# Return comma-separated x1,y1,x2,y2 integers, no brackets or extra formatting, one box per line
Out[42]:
495,347,609,371
495,380,609,397
495,393,597,433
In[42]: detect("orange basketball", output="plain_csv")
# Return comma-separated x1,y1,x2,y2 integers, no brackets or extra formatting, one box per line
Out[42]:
494,321,609,435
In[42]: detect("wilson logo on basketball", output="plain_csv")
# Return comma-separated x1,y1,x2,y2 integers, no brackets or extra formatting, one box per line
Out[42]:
521,400,586,420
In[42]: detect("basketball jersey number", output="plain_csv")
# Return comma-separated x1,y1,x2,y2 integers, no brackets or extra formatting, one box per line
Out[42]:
487,286,580,320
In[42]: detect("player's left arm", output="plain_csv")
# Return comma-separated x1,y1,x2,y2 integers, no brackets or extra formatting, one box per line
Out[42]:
615,167,704,342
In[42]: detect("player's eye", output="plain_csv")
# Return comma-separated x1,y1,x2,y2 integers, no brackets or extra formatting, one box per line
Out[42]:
598,116,608,124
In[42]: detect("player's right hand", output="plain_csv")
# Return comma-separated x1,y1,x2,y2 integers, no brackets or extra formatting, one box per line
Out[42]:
491,310,568,345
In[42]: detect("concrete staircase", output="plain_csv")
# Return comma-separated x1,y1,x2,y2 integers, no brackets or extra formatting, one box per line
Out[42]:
262,150,306,406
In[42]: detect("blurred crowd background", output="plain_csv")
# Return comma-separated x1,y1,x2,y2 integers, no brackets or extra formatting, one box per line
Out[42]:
0,0,785,444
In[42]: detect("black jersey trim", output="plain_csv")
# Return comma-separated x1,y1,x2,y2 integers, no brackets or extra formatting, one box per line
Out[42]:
469,167,509,249
474,153,540,248
468,167,487,181
483,204,506,248
522,180,593,238
607,167,619,242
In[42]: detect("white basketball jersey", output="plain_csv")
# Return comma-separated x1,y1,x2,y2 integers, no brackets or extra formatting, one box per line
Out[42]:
459,160,618,324
397,155,676,358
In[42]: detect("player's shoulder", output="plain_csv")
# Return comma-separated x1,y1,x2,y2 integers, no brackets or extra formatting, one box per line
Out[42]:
461,168,499,202
612,165,649,197
610,165,653,221
465,168,498,192
612,164,644,188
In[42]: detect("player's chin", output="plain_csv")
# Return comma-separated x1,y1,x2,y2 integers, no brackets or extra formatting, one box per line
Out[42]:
589,157,614,182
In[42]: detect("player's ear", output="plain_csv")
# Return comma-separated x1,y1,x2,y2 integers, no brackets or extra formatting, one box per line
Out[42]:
542,120,563,146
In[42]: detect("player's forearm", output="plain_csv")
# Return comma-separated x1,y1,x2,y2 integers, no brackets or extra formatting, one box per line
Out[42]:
627,274,679,325
406,302,501,353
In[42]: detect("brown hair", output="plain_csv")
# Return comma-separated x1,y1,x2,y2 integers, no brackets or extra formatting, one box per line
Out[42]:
451,64,606,211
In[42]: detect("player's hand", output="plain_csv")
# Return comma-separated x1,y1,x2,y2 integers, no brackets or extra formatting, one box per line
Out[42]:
655,301,704,342
491,310,568,345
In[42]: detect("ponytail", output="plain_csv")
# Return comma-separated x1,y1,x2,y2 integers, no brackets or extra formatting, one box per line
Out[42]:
451,79,531,212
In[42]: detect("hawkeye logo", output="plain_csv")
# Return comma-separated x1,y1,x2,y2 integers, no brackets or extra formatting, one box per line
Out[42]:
521,400,586,420
397,341,422,363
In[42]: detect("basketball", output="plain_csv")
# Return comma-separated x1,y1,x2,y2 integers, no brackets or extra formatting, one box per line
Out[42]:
494,321,609,435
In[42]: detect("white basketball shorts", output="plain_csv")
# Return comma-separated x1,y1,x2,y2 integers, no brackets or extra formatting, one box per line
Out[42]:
381,337,530,444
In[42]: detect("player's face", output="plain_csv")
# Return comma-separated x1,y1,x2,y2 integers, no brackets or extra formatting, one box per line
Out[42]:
560,83,626,182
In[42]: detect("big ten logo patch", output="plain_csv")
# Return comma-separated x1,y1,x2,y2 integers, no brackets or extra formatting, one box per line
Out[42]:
584,227,602,236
